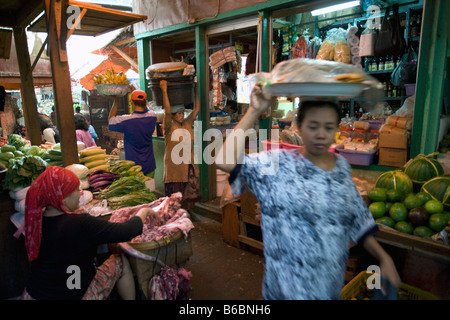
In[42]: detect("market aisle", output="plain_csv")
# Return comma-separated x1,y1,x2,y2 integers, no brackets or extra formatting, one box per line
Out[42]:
186,213,264,300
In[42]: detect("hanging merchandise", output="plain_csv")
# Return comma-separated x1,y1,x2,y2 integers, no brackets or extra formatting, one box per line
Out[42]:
359,24,377,57
281,25,297,57
281,26,291,57
307,36,322,59
390,47,418,87
390,3,407,56
347,24,362,68
209,46,237,70
374,5,405,57
317,28,351,64
291,29,309,59
212,68,222,106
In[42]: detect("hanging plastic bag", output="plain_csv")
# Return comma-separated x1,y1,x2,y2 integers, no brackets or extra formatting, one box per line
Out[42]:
291,29,309,59
316,28,347,62
374,6,395,57
359,26,377,57
307,36,322,59
390,47,418,87
390,3,406,56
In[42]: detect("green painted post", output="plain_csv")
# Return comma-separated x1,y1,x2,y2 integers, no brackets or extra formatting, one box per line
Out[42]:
410,0,448,157
195,25,211,201
137,38,151,99
259,9,272,138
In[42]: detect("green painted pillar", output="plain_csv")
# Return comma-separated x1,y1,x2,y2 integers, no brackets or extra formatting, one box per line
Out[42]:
259,9,272,137
195,25,211,201
410,0,448,157
137,38,152,99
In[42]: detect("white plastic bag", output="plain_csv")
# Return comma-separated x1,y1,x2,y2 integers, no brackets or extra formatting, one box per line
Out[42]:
14,199,26,214
14,186,30,201
88,200,111,217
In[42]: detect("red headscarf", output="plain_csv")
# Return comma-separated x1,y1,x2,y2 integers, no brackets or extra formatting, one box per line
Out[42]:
24,166,80,262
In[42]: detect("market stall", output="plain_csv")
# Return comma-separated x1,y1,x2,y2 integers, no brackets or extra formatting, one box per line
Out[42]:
0,136,194,299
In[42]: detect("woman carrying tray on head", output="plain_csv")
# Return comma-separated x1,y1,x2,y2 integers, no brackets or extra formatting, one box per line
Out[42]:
215,83,401,300
160,80,201,211
21,166,158,300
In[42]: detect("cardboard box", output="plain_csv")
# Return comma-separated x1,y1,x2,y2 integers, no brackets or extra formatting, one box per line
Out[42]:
379,133,409,149
378,147,409,167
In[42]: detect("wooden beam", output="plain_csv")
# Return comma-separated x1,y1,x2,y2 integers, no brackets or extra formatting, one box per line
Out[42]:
110,44,139,70
114,37,136,46
45,0,79,166
15,0,44,28
30,36,48,73
12,27,42,146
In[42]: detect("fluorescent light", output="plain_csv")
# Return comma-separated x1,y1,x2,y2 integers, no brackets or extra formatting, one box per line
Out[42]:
311,1,360,16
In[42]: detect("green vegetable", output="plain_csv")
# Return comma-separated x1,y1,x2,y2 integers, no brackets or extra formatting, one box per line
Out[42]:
7,134,27,150
25,145,41,156
1,145,16,153
99,176,145,199
3,155,48,190
13,150,24,157
0,152,15,161
107,189,157,209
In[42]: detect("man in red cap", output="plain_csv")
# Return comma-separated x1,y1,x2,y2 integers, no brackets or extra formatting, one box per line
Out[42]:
108,90,157,177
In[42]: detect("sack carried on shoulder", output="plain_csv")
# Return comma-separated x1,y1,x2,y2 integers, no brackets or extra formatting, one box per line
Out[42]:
391,47,418,87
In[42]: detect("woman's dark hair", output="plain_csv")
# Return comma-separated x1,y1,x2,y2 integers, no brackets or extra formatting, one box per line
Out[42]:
296,100,340,126
74,114,89,131
38,114,54,131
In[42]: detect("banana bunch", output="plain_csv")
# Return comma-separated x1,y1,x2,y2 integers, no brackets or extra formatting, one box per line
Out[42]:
79,146,110,173
93,70,129,85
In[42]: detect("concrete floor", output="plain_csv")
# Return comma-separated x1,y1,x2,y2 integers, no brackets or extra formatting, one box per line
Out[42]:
186,213,265,300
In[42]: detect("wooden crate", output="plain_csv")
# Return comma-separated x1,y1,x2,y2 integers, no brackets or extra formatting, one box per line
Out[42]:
222,192,263,253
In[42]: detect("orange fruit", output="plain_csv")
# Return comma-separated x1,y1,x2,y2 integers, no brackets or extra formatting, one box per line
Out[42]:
413,226,434,238
369,202,386,219
369,188,387,202
395,221,413,234
404,194,422,210
416,191,432,206
389,202,408,222
428,213,447,232
424,199,444,214
386,189,402,203
376,216,395,228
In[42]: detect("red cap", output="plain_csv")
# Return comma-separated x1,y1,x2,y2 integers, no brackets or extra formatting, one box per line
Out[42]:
130,90,147,101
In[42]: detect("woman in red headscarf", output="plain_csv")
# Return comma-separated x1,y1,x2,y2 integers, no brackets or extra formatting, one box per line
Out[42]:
20,166,156,300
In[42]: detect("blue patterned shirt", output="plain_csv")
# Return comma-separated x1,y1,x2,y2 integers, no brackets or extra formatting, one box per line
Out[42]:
229,149,377,300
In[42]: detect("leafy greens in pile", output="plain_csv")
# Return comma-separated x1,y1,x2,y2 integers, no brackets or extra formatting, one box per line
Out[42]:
3,155,48,190
99,175,157,209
